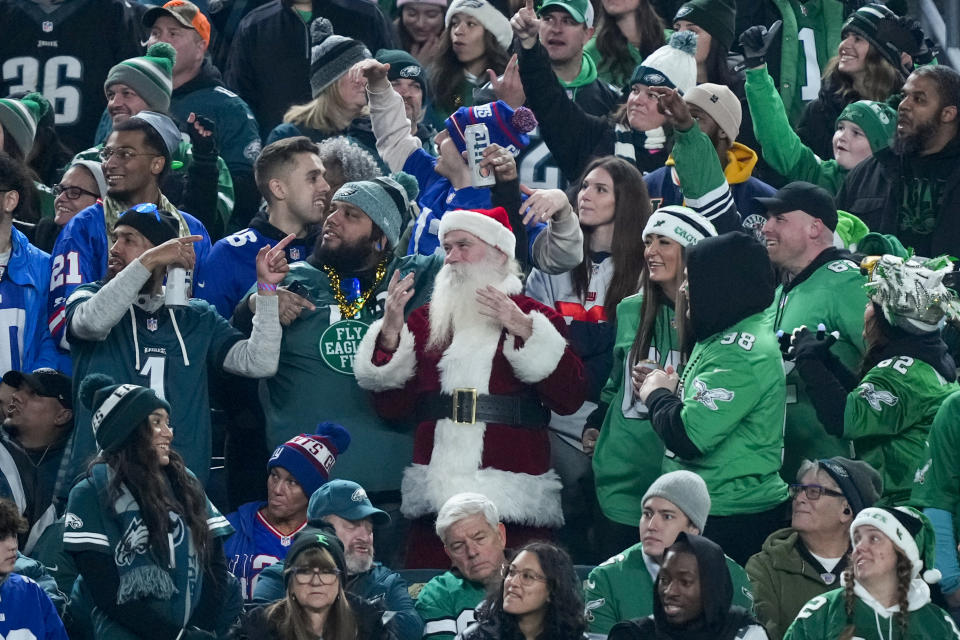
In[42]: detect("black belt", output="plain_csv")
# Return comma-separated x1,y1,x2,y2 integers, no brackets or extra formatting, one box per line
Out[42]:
416,389,550,427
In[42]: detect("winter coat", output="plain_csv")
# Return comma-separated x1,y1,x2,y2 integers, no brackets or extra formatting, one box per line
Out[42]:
229,592,394,639
4,226,61,372
745,527,850,640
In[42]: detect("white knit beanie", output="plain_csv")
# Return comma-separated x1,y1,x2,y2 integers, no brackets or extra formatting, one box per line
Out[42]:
445,0,513,50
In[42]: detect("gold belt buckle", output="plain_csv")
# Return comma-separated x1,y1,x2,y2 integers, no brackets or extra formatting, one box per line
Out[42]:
452,388,478,424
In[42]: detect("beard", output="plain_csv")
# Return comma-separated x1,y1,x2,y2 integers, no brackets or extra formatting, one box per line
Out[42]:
427,254,515,350
345,549,374,575
315,235,379,273
893,118,938,156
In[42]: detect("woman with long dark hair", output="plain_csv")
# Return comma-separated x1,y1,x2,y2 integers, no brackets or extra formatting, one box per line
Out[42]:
63,375,240,639
429,0,511,126
460,541,588,640
789,254,960,506
230,526,390,640
395,0,448,66
584,205,716,558
796,4,920,160
783,506,959,640
584,0,667,87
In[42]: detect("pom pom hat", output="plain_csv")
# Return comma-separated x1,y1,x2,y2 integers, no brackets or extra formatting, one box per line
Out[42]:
104,43,176,113
851,506,942,584
79,374,171,453
268,422,351,499
0,92,50,156
439,206,515,258
309,18,371,98
628,30,698,93
445,100,538,157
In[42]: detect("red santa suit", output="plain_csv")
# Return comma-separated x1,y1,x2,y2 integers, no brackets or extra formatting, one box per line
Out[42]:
353,208,586,567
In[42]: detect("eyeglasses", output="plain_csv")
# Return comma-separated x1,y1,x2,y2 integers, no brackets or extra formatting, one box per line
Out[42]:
53,184,100,200
291,567,341,585
788,484,846,501
503,565,547,586
99,147,159,162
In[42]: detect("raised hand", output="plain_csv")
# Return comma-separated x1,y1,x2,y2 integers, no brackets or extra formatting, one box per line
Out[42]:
379,270,416,351
350,58,390,92
140,235,204,272
479,144,518,182
511,0,540,49
520,184,571,226
648,86,694,131
487,53,526,108
255,233,296,289
476,285,533,339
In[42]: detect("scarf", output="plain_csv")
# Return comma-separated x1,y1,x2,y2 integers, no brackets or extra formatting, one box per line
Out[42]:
614,124,667,164
102,193,190,240
90,463,202,626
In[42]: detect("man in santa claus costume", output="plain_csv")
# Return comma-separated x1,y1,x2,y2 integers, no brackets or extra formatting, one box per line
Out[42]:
354,206,586,567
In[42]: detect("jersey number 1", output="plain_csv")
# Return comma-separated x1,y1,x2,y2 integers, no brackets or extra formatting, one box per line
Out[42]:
140,356,167,399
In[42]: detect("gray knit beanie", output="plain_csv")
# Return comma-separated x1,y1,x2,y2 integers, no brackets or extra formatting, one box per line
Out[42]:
309,18,371,99
817,457,883,515
642,470,711,532
70,160,108,199
331,173,418,248
104,43,176,113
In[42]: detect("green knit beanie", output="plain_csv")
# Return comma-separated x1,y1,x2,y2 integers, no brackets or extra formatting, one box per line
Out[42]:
673,0,736,52
104,43,176,113
331,173,418,249
837,100,897,153
0,92,50,157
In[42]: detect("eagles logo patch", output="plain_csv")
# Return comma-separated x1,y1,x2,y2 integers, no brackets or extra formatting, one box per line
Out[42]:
857,382,898,411
692,379,734,410
399,65,422,78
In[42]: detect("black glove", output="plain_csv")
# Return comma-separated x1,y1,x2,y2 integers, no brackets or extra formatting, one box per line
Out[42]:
787,325,839,362
186,113,218,159
739,20,782,69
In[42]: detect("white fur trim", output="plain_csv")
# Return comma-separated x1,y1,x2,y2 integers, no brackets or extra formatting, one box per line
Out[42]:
439,209,516,259
445,0,513,50
503,311,568,384
401,457,564,527
353,319,417,391
851,507,922,578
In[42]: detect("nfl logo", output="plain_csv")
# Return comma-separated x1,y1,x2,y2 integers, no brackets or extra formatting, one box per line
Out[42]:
146,318,158,332
42,21,53,32
290,248,300,260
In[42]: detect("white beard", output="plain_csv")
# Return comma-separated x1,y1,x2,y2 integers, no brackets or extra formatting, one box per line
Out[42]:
345,550,374,575
427,256,513,350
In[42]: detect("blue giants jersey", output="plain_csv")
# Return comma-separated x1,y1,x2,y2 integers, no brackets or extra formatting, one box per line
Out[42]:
225,501,307,600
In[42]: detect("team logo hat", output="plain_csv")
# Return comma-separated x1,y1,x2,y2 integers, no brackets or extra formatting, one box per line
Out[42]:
2,368,72,410
268,422,351,499
308,479,390,525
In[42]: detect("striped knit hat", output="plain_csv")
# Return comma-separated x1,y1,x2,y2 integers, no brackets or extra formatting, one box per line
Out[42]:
0,92,50,157
104,43,176,113
309,18,371,98
79,373,171,453
268,422,351,499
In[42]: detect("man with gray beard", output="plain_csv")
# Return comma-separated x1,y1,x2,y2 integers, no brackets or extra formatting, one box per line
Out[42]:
837,65,960,257
354,206,586,568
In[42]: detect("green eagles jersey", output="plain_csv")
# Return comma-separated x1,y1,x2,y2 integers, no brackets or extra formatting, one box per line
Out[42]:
783,588,960,640
65,283,244,489
772,256,865,481
845,357,959,505
666,310,789,515
594,293,679,526
414,571,486,640
912,390,960,541
259,254,441,493
584,541,754,635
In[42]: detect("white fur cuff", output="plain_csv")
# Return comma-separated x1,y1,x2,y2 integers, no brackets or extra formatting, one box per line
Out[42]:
503,311,568,384
353,318,417,391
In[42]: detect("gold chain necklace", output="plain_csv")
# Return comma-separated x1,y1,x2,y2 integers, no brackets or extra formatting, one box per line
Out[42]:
323,259,389,319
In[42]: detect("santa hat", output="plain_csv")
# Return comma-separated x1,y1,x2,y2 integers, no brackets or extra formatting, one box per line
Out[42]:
268,422,351,499
445,0,513,50
439,207,515,258
445,100,538,157
851,506,942,583
628,30,698,94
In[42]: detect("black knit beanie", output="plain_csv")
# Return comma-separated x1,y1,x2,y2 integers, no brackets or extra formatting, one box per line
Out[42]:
115,203,179,247
673,0,736,52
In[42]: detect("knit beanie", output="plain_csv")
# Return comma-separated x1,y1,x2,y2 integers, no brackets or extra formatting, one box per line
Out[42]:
628,31,698,93
115,202,179,247
641,470,711,532
445,100,538,157
130,111,182,159
439,206,515,258
0,93,49,157
856,231,909,259
331,173,418,248
79,374,171,453
673,0,736,52
104,43,176,113
398,0,447,5
284,525,348,585
837,100,896,153
842,4,918,78
268,422,351,500
851,506,942,583
642,205,717,247
816,457,883,515
309,18,371,99
376,48,428,99
70,160,108,199
683,82,742,142
445,0,513,50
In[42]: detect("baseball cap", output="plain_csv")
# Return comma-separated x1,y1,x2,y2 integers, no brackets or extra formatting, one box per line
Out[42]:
538,0,593,27
2,369,72,409
307,479,390,525
143,0,211,46
755,181,838,232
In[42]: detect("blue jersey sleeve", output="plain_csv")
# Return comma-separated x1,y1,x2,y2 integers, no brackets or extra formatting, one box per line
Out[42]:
197,230,262,318
182,211,213,287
